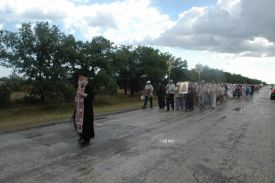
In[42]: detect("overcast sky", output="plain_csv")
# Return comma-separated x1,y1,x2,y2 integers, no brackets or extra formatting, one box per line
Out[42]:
0,0,274,83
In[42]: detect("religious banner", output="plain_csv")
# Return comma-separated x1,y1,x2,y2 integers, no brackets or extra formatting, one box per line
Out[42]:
179,81,189,94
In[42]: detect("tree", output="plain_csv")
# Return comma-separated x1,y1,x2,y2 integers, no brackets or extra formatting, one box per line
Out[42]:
0,72,28,108
0,30,6,61
1,22,72,102
135,46,168,92
76,36,116,94
170,58,188,82
112,45,134,95
114,45,169,96
8,71,26,92
0,77,12,108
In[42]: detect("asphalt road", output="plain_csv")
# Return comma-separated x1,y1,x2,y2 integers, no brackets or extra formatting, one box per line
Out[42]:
0,87,274,183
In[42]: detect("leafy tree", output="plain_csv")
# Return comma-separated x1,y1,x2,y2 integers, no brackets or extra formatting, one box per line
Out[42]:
135,46,168,93
0,77,12,108
1,22,71,102
198,65,263,84
113,45,169,96
7,72,26,92
170,58,188,82
112,45,134,95
74,36,116,94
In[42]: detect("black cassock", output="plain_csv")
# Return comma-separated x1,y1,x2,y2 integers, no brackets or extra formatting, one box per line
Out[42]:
74,82,95,142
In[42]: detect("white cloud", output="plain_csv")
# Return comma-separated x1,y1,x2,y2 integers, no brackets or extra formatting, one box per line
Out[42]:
153,0,275,57
1,0,275,56
0,0,175,43
65,0,175,43
0,0,70,21
247,37,274,47
217,0,241,15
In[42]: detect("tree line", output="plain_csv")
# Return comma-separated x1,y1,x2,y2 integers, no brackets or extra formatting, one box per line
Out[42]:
0,22,264,106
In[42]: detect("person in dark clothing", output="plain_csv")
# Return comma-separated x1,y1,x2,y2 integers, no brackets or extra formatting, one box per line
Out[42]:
185,83,194,111
251,85,255,96
157,81,166,109
74,73,95,145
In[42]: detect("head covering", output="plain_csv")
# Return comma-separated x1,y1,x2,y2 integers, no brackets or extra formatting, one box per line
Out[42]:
75,70,89,80
146,80,151,84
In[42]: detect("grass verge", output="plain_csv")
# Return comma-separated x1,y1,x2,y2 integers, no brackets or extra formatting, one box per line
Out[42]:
0,95,144,132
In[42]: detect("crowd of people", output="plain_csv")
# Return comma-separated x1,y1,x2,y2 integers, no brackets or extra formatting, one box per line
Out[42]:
72,74,262,146
142,79,262,111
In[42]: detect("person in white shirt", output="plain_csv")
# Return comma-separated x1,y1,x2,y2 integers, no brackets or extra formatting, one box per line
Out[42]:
142,80,154,109
166,79,176,111
209,81,218,109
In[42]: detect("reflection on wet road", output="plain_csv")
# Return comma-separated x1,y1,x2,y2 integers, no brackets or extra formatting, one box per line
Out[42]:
0,87,275,183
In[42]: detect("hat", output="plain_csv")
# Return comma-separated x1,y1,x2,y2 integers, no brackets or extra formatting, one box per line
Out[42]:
146,80,151,84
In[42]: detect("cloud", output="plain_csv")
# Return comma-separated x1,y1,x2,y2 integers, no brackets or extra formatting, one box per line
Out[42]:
153,0,275,57
0,0,175,43
1,0,274,57
0,0,70,22
64,0,175,43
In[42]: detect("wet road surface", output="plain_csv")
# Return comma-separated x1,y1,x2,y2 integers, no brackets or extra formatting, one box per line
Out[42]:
0,87,275,183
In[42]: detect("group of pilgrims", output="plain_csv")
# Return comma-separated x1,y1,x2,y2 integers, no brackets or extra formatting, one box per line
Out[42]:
73,71,262,146
142,79,262,111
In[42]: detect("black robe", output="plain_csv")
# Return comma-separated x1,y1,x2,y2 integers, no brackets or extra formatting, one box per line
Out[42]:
157,84,166,109
185,85,194,110
74,82,95,141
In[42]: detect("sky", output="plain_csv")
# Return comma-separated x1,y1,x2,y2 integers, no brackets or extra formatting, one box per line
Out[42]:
0,0,274,83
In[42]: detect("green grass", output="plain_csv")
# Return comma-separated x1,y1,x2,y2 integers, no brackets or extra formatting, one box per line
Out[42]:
0,95,144,132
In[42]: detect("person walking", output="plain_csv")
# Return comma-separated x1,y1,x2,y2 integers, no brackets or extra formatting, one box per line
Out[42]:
242,84,247,99
157,81,166,109
209,81,218,109
185,83,194,111
251,85,255,96
142,81,154,109
166,79,176,111
198,80,207,110
192,83,199,107
175,82,184,110
74,73,95,145
246,85,251,97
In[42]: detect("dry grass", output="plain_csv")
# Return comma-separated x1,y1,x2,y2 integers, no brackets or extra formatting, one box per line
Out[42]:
0,95,143,132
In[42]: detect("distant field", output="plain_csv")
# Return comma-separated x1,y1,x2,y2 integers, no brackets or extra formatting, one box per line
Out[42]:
0,95,147,132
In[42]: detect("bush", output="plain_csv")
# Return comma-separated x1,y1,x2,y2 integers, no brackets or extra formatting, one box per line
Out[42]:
0,83,12,108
